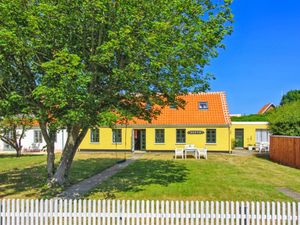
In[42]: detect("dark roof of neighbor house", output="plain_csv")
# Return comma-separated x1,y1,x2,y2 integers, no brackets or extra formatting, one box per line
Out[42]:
257,103,276,114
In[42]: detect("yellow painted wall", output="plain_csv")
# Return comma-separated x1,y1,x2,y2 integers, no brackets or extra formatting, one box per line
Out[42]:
79,126,231,152
230,122,269,148
79,128,132,151
146,127,230,151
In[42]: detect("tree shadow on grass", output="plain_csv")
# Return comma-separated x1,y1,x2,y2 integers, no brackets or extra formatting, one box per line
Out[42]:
0,157,119,199
255,152,271,161
92,159,188,197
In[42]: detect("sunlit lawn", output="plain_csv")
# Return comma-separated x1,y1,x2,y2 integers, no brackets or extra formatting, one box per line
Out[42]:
0,152,124,199
87,153,300,201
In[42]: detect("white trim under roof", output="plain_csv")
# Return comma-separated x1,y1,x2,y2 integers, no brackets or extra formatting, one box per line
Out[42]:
232,122,269,125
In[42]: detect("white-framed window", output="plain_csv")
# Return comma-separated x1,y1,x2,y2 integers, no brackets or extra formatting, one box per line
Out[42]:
176,129,186,143
112,129,122,143
90,128,100,143
34,130,43,143
256,129,269,142
155,129,165,144
198,101,208,110
206,129,216,144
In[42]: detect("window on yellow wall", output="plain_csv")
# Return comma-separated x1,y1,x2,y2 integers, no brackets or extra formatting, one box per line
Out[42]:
206,129,216,143
90,128,100,143
112,129,122,143
155,129,165,143
176,129,186,143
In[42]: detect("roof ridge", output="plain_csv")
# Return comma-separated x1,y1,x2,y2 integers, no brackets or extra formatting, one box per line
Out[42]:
186,91,225,96
219,92,231,124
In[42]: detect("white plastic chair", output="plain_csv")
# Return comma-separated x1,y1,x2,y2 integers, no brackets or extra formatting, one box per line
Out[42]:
261,142,269,152
197,148,208,159
256,142,269,152
174,148,184,159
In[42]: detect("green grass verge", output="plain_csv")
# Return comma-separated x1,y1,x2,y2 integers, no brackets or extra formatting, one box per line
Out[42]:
86,153,300,201
0,153,120,199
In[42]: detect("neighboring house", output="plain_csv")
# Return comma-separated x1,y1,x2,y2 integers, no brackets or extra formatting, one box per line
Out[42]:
80,92,233,152
0,126,67,152
257,103,276,114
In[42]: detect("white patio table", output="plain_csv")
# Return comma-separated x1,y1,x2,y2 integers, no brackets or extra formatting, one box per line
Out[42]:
184,147,198,159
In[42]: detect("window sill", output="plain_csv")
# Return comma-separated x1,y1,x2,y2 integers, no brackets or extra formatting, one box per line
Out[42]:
154,143,165,145
112,142,122,145
90,142,100,144
176,143,186,145
205,143,216,145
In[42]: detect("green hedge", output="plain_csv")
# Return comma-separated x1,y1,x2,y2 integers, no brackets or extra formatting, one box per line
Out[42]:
231,114,269,122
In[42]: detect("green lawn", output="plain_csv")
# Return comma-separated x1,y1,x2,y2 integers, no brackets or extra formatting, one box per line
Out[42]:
87,153,300,201
0,153,121,199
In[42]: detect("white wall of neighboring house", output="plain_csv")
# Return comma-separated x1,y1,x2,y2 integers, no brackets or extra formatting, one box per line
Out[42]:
0,127,67,152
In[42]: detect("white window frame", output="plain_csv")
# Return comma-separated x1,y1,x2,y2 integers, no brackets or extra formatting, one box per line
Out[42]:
112,129,122,144
155,129,165,144
90,128,100,143
176,129,186,144
198,101,208,110
34,130,43,143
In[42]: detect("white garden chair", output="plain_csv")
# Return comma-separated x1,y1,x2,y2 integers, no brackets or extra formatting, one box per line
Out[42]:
197,148,208,159
255,142,269,152
174,148,184,159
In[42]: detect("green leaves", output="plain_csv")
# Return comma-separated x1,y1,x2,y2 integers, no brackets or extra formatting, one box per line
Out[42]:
280,90,300,105
268,101,300,136
0,0,233,128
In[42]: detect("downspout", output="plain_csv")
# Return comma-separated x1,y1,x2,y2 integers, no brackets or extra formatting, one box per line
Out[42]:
228,125,232,154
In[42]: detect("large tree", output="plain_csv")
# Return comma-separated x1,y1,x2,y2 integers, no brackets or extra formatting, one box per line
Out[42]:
0,0,233,185
268,101,300,136
280,89,300,105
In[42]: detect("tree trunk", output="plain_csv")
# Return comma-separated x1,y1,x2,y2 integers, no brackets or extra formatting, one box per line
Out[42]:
16,146,22,157
51,126,88,186
39,121,56,178
46,141,55,179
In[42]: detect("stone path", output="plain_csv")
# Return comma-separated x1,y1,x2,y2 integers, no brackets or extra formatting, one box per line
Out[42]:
59,154,143,199
277,187,300,201
230,149,269,157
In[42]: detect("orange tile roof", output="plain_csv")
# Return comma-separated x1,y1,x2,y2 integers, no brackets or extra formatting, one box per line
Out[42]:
128,92,231,126
257,103,275,114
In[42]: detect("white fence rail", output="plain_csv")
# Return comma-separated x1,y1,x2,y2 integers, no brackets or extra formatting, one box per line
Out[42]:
0,199,299,225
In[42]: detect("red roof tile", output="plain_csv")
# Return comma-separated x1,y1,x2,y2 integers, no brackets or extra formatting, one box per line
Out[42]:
128,92,231,126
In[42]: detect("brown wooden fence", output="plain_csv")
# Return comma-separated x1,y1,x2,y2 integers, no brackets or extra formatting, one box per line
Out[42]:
270,135,300,169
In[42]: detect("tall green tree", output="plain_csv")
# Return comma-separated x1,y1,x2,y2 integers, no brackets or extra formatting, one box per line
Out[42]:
0,0,233,185
280,90,300,105
268,101,300,136
0,115,33,157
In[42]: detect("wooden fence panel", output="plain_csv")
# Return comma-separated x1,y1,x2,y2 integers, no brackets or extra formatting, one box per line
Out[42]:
270,135,300,169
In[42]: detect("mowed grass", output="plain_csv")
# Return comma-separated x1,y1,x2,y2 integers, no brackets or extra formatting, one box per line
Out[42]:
0,152,122,199
87,153,300,201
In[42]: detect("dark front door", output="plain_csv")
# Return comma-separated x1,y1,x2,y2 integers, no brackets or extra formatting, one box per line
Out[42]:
134,129,146,151
235,129,244,148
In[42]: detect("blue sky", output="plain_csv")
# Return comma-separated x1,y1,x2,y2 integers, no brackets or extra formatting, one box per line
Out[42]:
207,0,300,114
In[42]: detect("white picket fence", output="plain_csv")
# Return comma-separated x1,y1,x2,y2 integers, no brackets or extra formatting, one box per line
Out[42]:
0,199,299,225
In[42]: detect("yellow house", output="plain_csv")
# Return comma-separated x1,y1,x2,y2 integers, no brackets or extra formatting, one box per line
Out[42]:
79,92,270,152
230,122,269,149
